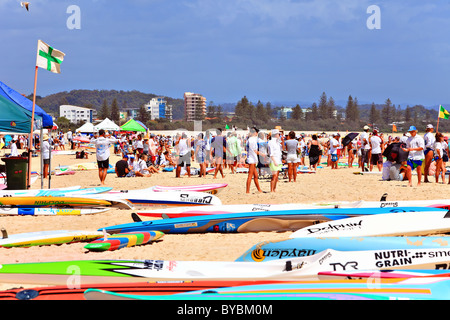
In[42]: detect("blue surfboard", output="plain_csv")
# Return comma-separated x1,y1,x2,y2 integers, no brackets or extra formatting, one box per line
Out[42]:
100,206,446,234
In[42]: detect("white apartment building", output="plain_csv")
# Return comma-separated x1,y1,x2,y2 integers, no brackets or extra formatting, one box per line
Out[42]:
184,92,206,121
60,105,95,124
145,97,173,122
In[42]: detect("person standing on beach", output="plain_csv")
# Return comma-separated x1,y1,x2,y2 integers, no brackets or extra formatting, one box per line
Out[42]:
226,131,241,174
360,125,371,171
285,131,299,182
369,128,383,172
41,134,51,178
210,128,227,179
434,132,446,184
402,126,425,186
246,127,262,193
268,129,283,192
423,124,435,183
194,133,207,177
91,129,118,185
175,133,191,178
329,133,340,169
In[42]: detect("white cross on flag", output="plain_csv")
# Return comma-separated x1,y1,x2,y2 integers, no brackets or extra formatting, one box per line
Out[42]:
36,40,65,74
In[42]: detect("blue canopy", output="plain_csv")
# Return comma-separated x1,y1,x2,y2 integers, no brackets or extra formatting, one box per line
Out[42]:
0,81,53,128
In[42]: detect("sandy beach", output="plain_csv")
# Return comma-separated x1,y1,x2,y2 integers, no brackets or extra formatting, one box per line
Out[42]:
0,139,448,291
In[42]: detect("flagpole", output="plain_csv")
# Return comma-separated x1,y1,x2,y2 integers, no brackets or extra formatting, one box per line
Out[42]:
28,65,39,189
437,105,441,133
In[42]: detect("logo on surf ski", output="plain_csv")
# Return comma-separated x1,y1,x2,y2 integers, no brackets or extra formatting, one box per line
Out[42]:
180,194,213,204
305,220,363,235
250,248,317,262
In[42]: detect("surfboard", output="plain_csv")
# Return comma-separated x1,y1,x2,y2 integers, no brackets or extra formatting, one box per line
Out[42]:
84,231,164,252
289,210,450,238
0,230,104,248
318,269,450,280
1,248,449,285
0,196,112,207
0,280,286,300
56,162,113,171
0,185,81,197
137,198,450,218
103,207,445,234
236,236,450,262
88,190,222,208
84,278,450,300
149,183,227,195
0,187,111,198
0,207,109,216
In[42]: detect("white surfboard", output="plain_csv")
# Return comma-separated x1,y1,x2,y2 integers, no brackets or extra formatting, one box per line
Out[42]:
289,210,450,238
0,207,109,216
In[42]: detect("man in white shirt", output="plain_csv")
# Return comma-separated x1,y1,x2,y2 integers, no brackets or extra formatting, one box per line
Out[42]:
246,127,262,193
402,126,425,186
91,129,118,185
268,129,282,192
175,133,191,178
360,125,371,171
370,128,383,172
423,124,435,183
329,133,340,169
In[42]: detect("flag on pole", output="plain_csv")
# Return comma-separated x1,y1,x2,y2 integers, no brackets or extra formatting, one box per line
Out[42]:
36,40,65,73
439,105,450,119
392,124,397,132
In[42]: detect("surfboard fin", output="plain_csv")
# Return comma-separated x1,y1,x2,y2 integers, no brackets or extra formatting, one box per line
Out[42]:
102,228,108,240
162,213,170,219
131,213,142,222
1,228,8,239
380,193,388,201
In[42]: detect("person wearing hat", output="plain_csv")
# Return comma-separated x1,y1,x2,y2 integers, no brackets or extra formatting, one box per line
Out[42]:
402,125,425,186
329,133,340,169
423,124,435,183
360,125,371,171
91,129,119,185
268,129,283,192
41,134,51,179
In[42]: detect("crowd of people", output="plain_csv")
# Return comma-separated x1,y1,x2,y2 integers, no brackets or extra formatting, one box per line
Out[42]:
2,122,448,189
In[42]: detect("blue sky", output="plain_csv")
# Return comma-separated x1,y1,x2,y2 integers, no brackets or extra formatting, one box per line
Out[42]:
1,0,450,107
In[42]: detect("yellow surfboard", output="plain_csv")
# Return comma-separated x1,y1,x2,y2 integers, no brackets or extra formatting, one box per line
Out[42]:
0,197,112,207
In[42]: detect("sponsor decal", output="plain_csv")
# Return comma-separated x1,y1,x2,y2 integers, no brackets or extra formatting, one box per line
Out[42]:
180,194,213,204
379,202,398,208
305,220,363,234
213,222,236,232
143,259,164,271
174,222,198,228
250,248,317,262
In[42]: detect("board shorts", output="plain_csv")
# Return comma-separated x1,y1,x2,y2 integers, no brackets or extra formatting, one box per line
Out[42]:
371,153,383,165
424,148,434,157
97,159,109,169
269,162,283,172
407,159,423,171
177,152,191,167
331,154,338,162
286,154,299,163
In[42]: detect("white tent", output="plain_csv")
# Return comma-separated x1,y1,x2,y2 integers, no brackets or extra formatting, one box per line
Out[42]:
76,122,94,133
94,118,120,132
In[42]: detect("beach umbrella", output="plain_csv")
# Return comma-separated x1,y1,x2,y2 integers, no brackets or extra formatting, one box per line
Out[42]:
120,119,146,132
341,132,358,147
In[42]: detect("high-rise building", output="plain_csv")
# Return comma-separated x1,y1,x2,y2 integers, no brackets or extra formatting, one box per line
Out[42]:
184,92,206,121
60,105,96,124
145,97,173,122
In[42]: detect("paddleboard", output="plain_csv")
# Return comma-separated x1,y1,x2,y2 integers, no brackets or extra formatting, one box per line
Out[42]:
137,198,450,218
88,190,222,208
0,207,109,216
289,210,450,238
150,183,227,195
103,207,445,234
0,186,81,197
84,278,450,300
0,187,111,198
0,196,112,208
0,230,103,248
236,236,450,262
2,247,449,285
84,231,164,252
56,162,113,171
0,280,285,300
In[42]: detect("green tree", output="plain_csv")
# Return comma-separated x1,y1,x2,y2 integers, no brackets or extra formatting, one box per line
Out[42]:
110,98,120,122
255,100,266,121
291,104,302,121
311,102,319,120
137,104,149,123
369,102,380,125
99,99,109,119
318,92,328,119
265,102,273,120
405,105,412,122
327,97,336,119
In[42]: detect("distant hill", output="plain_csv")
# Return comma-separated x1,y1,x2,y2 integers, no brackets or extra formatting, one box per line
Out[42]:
28,89,186,120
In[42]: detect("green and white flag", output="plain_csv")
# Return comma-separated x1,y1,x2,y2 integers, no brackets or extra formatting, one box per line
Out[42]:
36,40,65,73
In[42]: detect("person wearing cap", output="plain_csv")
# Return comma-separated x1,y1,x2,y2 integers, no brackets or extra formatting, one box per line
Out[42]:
246,127,263,193
369,128,383,172
268,129,283,192
402,125,425,186
41,134,51,179
423,124,435,183
115,154,131,178
360,125,371,171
